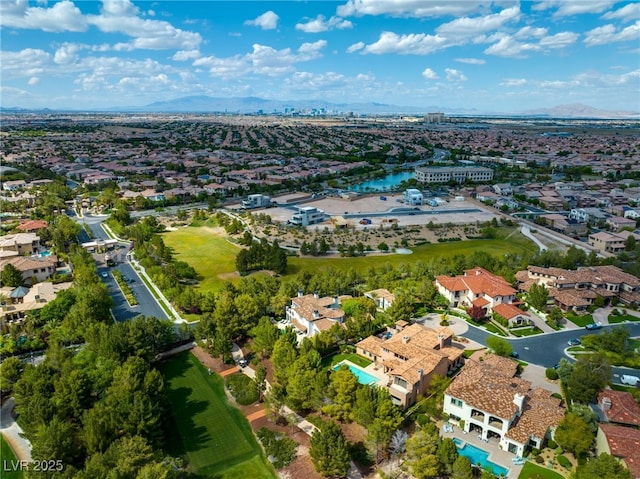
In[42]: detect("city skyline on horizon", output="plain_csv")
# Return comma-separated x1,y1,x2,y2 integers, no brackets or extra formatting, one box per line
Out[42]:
1,0,639,113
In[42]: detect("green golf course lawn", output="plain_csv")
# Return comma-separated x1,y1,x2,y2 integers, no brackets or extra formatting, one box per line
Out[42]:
163,225,536,293
159,352,275,479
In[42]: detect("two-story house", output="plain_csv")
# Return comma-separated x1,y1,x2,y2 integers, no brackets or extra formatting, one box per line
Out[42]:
444,355,564,457
593,390,640,479
356,323,463,408
364,288,395,311
515,265,640,310
435,267,519,319
286,291,348,337
0,233,41,257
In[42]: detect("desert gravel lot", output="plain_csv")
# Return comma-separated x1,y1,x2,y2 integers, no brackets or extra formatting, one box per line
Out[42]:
256,193,498,229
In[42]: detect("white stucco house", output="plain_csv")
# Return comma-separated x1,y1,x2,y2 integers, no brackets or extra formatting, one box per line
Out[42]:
443,355,564,457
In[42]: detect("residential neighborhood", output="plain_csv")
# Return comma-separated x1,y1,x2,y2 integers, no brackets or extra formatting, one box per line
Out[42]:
1,113,639,479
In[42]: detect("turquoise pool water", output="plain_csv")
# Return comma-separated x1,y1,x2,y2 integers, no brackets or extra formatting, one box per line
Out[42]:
40,251,52,257
333,361,379,386
453,439,509,477
349,171,414,191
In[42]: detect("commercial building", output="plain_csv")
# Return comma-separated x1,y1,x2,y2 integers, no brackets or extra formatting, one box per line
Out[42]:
403,188,423,205
415,166,493,184
242,194,271,209
289,206,326,226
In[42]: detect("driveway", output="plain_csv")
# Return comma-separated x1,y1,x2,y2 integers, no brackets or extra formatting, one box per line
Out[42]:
0,398,32,462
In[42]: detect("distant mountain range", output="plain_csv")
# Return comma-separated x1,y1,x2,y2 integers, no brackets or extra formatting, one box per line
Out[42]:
2,96,638,119
521,103,639,119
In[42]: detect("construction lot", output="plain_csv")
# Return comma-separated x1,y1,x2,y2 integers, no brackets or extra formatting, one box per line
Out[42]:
261,193,499,229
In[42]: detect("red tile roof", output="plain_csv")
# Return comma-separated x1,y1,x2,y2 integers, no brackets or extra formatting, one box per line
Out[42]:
598,390,640,427
599,423,640,478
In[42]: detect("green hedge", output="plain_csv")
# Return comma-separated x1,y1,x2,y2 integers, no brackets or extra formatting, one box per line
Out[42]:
557,455,571,468
226,373,259,405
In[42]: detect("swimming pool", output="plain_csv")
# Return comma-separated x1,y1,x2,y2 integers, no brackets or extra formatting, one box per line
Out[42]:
453,439,509,477
333,361,380,386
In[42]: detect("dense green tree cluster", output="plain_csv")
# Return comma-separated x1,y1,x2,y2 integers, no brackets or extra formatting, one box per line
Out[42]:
309,420,351,478
235,239,287,275
581,326,638,368
573,453,633,479
554,413,595,460
404,423,467,479
11,315,181,478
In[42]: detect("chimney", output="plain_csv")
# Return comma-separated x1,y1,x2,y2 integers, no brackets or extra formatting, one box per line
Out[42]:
402,336,410,344
513,393,525,413
298,290,304,297
313,310,320,319
314,291,319,299
418,369,423,380
438,333,445,350
601,396,612,411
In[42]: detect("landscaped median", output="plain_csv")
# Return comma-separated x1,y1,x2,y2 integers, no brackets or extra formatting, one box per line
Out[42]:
111,270,138,306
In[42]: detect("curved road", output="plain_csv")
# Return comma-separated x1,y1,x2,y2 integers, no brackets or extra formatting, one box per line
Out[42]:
461,322,640,383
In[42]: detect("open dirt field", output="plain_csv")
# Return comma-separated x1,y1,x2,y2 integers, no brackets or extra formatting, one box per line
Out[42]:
256,193,498,229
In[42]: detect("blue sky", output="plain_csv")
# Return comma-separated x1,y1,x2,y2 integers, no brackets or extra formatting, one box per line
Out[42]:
1,1,639,112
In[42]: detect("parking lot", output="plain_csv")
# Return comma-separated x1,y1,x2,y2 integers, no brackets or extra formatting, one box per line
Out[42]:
260,193,498,229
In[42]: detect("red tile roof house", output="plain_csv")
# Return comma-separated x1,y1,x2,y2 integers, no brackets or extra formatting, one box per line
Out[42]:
593,390,640,427
515,265,640,310
16,220,48,233
356,323,463,408
286,291,349,338
435,267,530,326
444,356,565,458
596,424,640,479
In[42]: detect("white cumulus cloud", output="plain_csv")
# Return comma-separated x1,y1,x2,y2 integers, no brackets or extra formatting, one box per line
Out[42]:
244,11,279,30
172,50,200,61
436,6,521,37
421,68,439,80
584,21,640,46
601,3,640,22
193,40,327,79
455,58,486,65
445,68,467,82
346,41,365,53
296,15,352,33
1,0,87,32
337,0,491,18
361,31,449,55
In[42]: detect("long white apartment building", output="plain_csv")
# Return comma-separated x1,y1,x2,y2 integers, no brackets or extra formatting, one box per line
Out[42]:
415,166,493,184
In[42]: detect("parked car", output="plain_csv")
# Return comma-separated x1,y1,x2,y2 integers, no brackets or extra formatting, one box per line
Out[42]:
585,322,603,330
567,338,582,346
621,375,639,386
101,272,108,278
510,351,519,359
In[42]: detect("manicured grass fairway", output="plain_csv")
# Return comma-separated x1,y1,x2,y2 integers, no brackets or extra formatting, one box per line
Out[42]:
162,227,241,292
163,225,536,293
1,434,24,479
159,352,275,479
518,461,564,479
288,237,536,277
